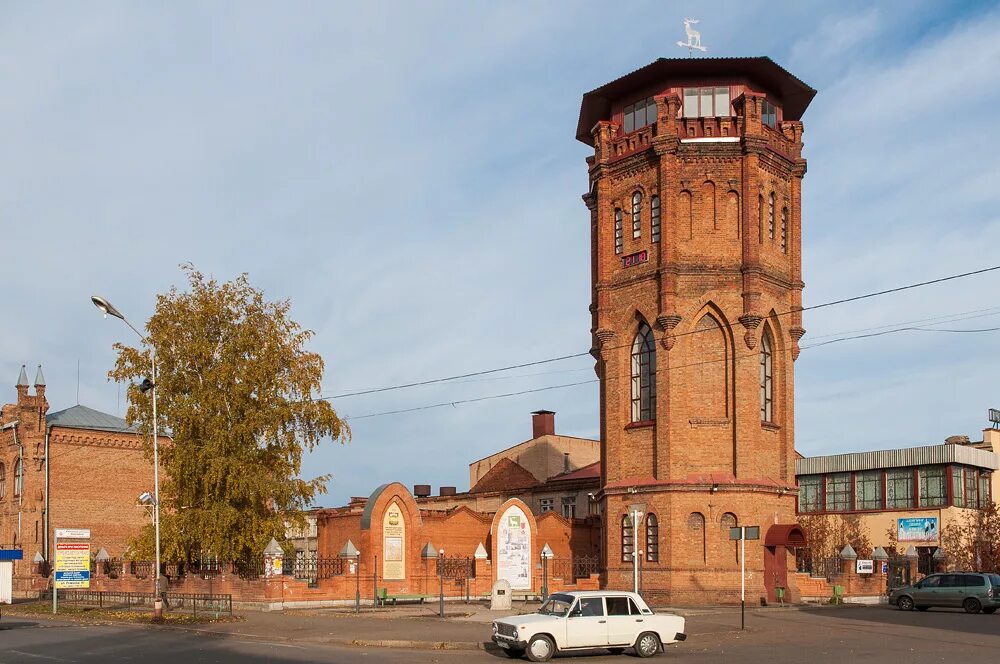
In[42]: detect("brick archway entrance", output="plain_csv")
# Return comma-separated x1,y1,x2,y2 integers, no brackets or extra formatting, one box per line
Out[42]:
764,525,806,603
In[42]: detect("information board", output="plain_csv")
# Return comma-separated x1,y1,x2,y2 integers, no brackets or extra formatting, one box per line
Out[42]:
496,505,531,590
55,542,91,589
897,517,938,542
382,502,406,580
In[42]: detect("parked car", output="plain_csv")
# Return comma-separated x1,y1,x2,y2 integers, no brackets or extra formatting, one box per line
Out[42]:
491,590,686,662
890,572,1000,614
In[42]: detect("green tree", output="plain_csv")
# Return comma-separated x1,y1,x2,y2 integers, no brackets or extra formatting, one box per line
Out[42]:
110,267,349,563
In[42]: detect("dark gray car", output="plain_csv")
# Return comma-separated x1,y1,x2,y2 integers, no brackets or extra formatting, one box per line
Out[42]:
890,572,1000,614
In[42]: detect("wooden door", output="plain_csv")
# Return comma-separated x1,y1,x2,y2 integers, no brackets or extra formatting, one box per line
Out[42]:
764,546,787,603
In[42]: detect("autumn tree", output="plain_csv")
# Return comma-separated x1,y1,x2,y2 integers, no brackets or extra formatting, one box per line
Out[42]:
939,503,1000,573
110,267,349,563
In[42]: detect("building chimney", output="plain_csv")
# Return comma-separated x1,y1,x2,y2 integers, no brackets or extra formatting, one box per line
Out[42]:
439,486,457,497
532,410,556,438
413,484,431,498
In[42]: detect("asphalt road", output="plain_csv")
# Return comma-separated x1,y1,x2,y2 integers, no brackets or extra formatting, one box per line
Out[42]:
1,605,998,663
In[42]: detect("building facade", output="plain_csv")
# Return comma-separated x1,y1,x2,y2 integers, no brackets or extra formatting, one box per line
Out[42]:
579,57,816,603
0,367,156,564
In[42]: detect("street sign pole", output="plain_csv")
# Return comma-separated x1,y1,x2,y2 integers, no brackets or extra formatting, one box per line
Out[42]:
740,528,745,631
52,531,57,615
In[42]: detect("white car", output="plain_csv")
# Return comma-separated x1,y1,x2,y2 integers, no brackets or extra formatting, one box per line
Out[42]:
491,590,686,662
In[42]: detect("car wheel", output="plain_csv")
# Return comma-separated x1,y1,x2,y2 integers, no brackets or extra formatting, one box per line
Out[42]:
607,647,626,655
526,635,555,663
897,596,914,611
963,598,982,614
634,632,661,658
982,608,996,614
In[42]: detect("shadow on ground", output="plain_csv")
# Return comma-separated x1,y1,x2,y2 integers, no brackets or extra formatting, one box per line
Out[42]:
798,604,1000,637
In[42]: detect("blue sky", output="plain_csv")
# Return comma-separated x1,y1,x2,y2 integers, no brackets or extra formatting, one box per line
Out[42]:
3,1,999,506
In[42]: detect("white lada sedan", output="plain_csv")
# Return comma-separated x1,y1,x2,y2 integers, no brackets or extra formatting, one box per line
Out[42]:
491,590,686,662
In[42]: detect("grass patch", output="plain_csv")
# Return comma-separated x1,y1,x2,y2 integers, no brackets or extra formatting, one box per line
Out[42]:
4,601,242,625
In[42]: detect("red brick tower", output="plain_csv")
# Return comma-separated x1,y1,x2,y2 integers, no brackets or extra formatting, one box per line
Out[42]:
577,58,815,604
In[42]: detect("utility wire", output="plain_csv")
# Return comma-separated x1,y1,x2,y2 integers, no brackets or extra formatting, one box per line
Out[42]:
323,264,1000,401
344,323,1000,421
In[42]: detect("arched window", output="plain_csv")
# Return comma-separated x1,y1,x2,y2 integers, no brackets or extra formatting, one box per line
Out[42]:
758,194,764,243
0,462,5,500
760,328,774,422
688,512,706,564
621,514,634,562
781,207,788,253
721,513,738,564
768,193,775,240
631,191,642,239
614,208,623,255
645,513,659,562
13,459,23,498
650,196,661,243
631,322,656,422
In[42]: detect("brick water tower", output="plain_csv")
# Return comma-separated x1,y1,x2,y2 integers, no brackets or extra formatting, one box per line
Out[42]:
577,58,814,604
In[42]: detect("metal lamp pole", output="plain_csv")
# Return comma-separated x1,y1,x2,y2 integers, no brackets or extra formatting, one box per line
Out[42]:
438,548,445,618
92,296,162,620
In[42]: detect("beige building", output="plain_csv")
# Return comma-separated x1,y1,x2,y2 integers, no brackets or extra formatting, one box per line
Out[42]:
796,427,999,573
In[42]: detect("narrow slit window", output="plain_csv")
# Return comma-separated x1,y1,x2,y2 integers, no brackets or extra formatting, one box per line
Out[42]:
631,191,642,239
631,322,656,422
768,193,775,240
781,207,788,253
760,329,773,422
614,208,623,255
651,195,661,243
621,515,634,563
645,514,659,562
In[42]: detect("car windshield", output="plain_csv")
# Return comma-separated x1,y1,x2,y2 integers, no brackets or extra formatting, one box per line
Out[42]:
538,594,574,616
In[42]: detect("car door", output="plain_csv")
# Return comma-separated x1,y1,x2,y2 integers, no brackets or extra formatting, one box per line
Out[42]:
937,574,965,607
604,596,634,646
912,574,941,606
565,597,609,648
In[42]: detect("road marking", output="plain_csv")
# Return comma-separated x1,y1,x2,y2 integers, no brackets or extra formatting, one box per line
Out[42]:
8,651,76,662
234,640,306,649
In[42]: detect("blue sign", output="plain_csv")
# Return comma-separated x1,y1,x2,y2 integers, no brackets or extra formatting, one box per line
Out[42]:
0,549,24,561
55,570,90,584
898,517,938,542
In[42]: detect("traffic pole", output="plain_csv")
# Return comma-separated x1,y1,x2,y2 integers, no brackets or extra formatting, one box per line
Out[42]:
740,529,746,631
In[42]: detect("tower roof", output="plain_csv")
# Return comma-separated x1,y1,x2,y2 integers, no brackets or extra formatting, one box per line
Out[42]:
576,56,816,146
46,404,137,433
17,365,29,386
34,365,45,386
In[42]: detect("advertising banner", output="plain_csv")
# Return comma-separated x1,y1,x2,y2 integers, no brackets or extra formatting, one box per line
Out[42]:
382,503,406,580
497,506,531,590
55,542,91,589
897,517,938,542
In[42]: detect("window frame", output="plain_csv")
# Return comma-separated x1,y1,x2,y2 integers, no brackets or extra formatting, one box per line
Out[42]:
951,466,964,507
621,514,634,563
623,97,657,134
855,470,882,510
780,207,788,253
650,195,661,243
964,468,978,509
614,208,623,255
760,329,773,423
762,98,777,128
631,191,642,239
825,472,851,512
630,322,657,422
13,458,23,498
681,86,732,118
645,513,659,563
0,461,5,500
919,466,947,508
561,496,576,520
799,475,822,513
767,193,775,240
886,469,914,508
539,497,554,513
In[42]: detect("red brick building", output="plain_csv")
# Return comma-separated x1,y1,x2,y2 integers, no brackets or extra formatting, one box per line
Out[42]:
579,57,814,604
0,366,156,564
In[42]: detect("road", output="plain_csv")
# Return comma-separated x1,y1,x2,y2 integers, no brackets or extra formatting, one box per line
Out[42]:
1,605,998,663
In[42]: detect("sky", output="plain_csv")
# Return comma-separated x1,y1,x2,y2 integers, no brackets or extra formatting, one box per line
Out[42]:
3,1,999,507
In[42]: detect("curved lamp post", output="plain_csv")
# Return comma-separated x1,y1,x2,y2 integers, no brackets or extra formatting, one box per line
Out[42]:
91,295,162,619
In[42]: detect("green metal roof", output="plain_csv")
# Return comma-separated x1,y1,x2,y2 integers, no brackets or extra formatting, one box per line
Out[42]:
46,405,137,433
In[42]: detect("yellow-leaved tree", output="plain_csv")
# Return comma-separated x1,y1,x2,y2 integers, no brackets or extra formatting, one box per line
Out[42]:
110,266,349,563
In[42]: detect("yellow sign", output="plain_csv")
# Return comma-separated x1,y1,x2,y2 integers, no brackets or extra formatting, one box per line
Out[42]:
382,503,406,580
55,542,90,589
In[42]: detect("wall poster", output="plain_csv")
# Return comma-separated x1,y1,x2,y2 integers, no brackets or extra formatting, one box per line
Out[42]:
497,505,531,590
382,502,406,580
897,517,938,542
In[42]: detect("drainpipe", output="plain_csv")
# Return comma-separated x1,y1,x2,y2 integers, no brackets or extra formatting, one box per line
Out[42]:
45,426,50,562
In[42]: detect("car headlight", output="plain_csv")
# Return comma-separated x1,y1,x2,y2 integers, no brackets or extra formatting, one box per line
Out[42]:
512,630,518,639
492,623,498,634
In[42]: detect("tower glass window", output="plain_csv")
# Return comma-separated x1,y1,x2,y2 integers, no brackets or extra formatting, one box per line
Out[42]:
614,208,623,255
631,322,656,422
631,191,642,239
650,195,661,243
762,98,777,128
645,514,659,562
623,97,657,134
760,329,773,422
621,515,634,562
682,87,731,117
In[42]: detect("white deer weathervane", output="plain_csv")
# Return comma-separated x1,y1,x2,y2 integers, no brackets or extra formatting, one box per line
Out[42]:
677,18,708,56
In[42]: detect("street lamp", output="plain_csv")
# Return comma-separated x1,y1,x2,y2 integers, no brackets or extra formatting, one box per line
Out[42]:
338,539,361,613
540,544,553,601
91,295,163,619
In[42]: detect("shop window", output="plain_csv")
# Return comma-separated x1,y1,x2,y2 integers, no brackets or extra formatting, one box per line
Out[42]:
799,475,822,512
825,473,851,511
919,466,947,507
887,469,914,508
855,470,882,510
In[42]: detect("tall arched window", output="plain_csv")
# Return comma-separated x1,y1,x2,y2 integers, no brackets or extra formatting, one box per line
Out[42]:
721,513,738,564
758,194,764,243
0,462,6,500
760,328,774,422
650,195,661,243
614,208,623,255
621,514,634,562
631,322,656,422
13,459,23,498
781,207,788,253
768,193,775,240
631,191,642,239
645,513,659,562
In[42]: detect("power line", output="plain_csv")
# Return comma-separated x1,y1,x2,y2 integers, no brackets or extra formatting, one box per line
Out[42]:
323,264,1000,402
344,322,1000,421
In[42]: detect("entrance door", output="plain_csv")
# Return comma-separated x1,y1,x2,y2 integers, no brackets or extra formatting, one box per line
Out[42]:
764,546,787,604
